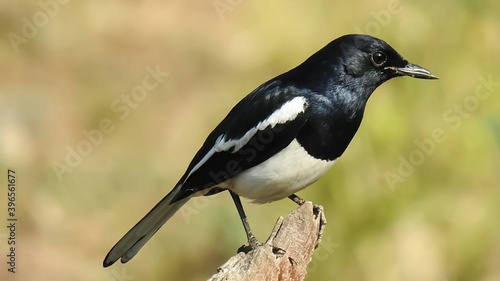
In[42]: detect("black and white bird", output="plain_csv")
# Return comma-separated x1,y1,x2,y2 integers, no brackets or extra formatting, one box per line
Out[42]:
103,34,437,267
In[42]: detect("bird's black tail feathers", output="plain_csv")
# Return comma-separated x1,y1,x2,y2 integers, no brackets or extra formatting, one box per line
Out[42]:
103,186,189,267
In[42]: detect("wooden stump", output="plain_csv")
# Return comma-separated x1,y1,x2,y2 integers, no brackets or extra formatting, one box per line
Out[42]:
208,202,326,281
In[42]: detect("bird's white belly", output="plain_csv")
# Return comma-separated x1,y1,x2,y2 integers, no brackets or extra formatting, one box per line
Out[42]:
227,139,335,203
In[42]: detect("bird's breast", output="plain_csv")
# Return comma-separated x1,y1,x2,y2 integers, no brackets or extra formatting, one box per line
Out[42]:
227,139,335,203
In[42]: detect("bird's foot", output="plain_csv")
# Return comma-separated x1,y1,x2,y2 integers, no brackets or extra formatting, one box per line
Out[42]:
237,235,262,254
313,204,327,249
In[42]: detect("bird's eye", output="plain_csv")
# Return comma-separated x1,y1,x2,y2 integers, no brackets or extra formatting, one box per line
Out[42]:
371,51,387,67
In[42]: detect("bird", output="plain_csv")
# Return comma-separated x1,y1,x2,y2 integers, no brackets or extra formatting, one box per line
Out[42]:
103,34,438,267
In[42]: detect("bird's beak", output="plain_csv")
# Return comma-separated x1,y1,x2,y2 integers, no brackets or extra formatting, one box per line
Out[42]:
385,63,439,79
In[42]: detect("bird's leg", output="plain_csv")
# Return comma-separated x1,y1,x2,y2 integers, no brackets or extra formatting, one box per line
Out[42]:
288,193,306,206
229,191,261,251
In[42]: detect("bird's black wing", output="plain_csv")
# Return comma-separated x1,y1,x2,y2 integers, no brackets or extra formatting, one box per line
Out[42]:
171,81,310,202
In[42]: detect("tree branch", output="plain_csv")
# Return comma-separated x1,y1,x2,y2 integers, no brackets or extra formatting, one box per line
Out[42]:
208,202,326,281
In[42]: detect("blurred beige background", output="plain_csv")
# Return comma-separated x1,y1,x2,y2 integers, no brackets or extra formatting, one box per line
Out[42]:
0,0,499,280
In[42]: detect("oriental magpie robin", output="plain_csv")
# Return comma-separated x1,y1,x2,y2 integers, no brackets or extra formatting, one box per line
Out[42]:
103,34,437,267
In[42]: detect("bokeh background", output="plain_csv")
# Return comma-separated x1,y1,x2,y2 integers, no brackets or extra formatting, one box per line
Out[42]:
0,0,499,280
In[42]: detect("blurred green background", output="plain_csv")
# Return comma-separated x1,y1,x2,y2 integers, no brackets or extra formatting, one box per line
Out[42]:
0,0,499,280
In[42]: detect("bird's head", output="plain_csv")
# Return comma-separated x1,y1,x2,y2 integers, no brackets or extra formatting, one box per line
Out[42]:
291,34,439,109
293,34,438,104
334,34,438,83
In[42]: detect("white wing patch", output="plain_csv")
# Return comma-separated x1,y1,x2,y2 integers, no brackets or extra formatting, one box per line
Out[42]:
185,96,308,180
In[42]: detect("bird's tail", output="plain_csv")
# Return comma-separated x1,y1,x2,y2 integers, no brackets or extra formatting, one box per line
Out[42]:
103,186,189,267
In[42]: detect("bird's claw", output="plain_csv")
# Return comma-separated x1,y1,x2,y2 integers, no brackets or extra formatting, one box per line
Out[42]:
237,236,262,254
313,204,327,249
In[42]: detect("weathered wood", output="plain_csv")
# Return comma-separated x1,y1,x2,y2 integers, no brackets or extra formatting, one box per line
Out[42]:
208,202,326,281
